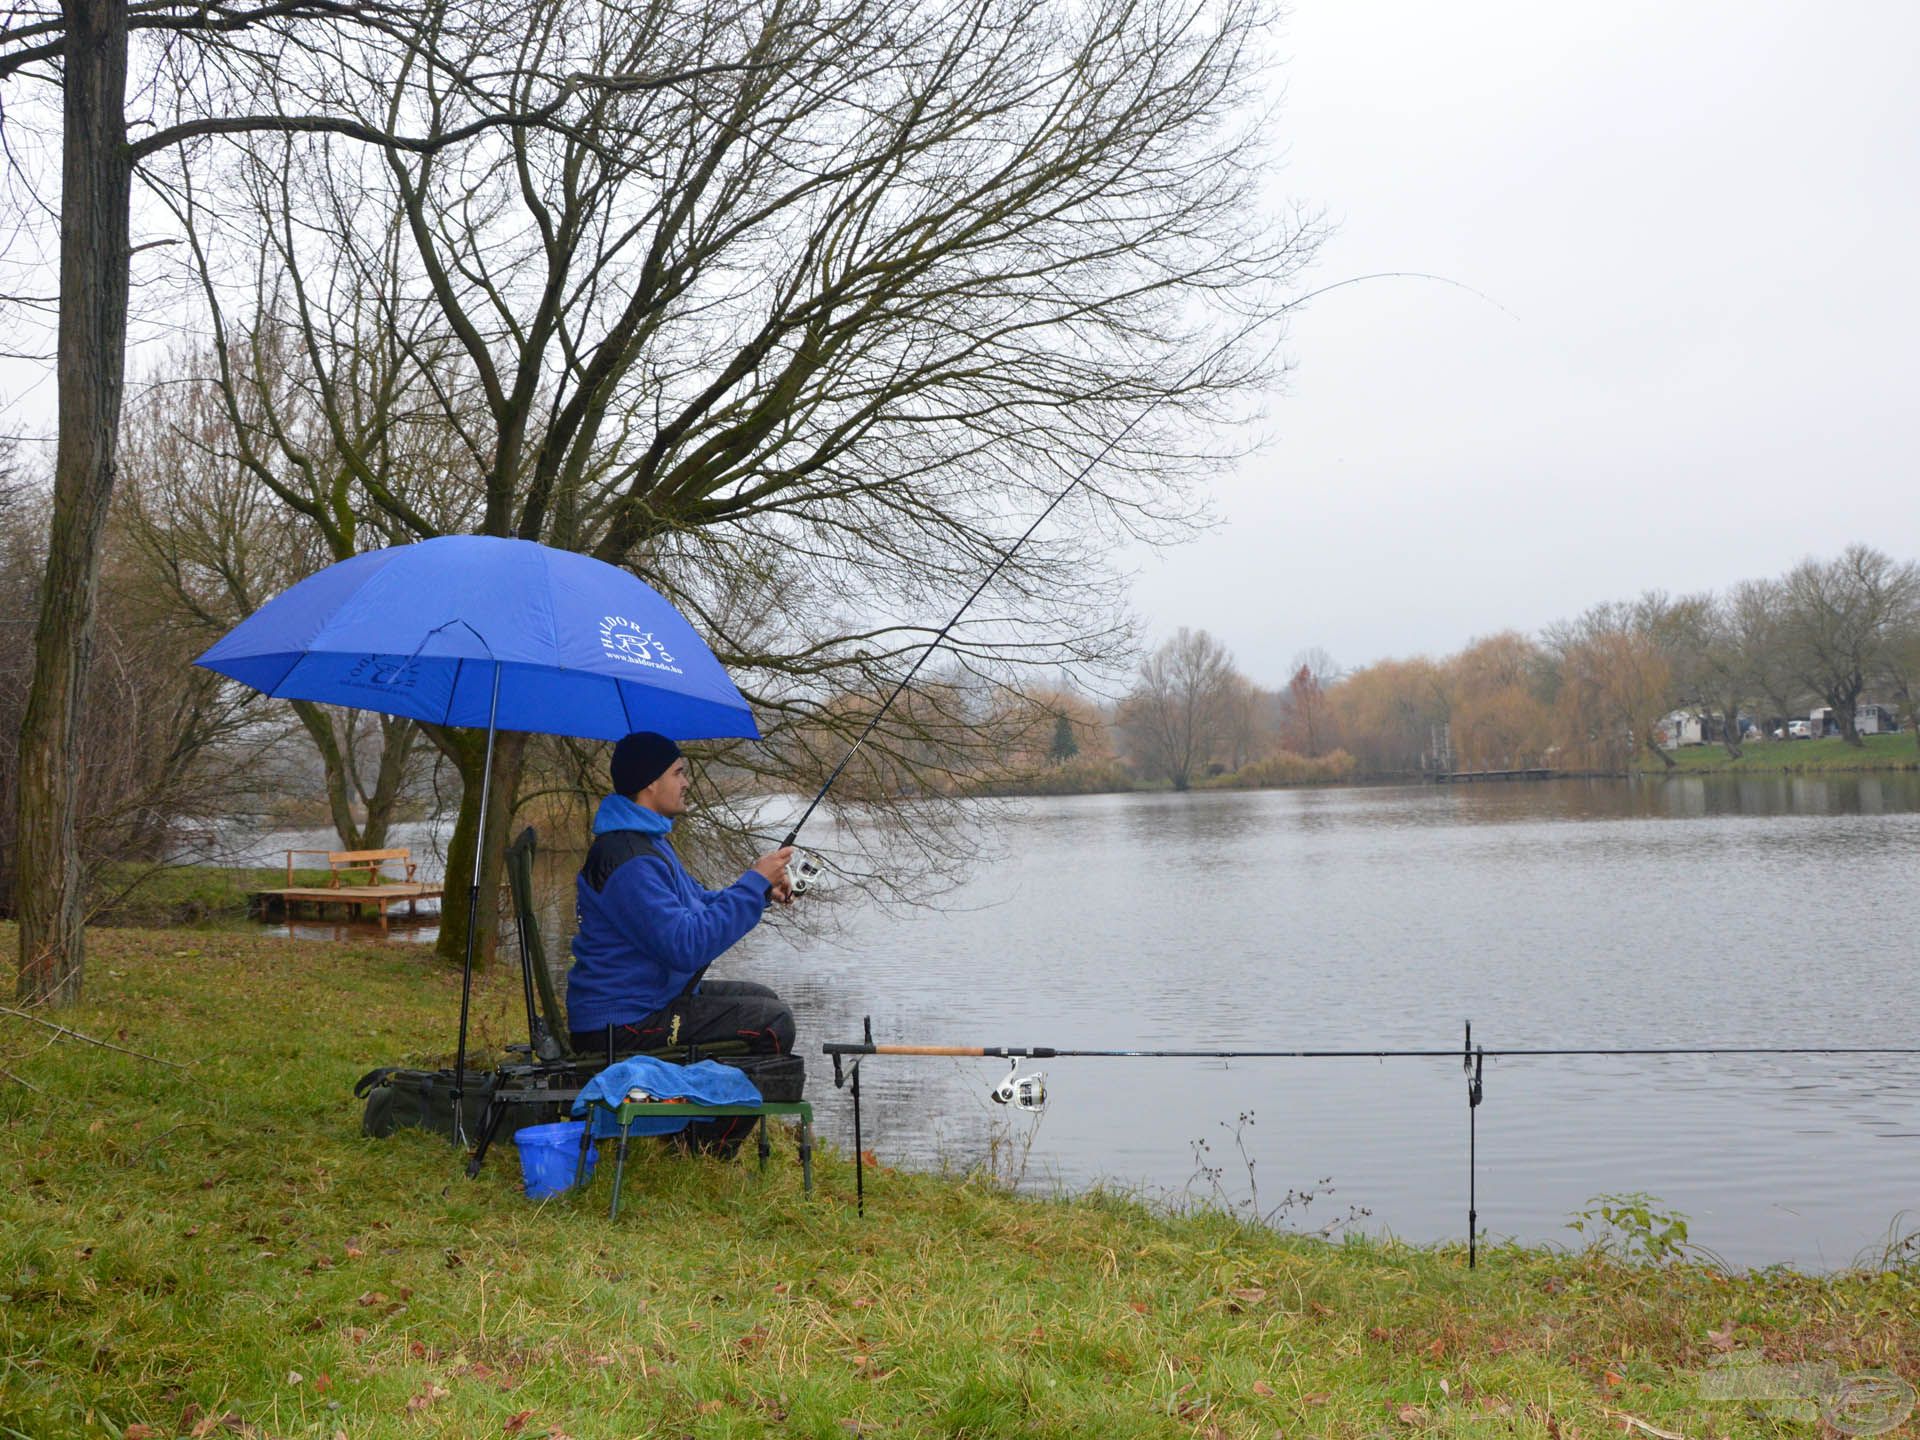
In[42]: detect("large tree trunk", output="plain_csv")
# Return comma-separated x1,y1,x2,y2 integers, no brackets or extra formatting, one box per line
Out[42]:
1718,696,1744,760
292,701,371,850
360,715,416,850
1831,683,1864,747
15,0,130,1006
424,724,526,971
291,702,417,850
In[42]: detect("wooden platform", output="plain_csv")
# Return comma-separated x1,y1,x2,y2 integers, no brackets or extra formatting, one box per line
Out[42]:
252,883,443,930
1429,767,1558,784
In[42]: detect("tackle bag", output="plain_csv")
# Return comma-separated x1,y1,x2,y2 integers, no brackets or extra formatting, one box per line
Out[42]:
355,1067,501,1142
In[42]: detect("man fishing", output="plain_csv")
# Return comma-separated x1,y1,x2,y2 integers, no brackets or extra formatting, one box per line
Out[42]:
565,730,797,1057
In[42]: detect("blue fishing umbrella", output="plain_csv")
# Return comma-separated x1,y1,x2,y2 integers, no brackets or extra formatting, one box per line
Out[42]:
196,535,758,742
198,535,759,1140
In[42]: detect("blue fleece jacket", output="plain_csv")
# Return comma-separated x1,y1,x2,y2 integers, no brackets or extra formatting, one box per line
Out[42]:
564,795,771,1034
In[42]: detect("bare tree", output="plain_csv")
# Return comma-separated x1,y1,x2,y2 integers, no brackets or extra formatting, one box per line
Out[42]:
1878,612,1920,751
3,0,766,999
1778,545,1920,747
1325,657,1446,776
0,0,481,1000
1218,673,1265,770
1118,627,1240,789
116,358,432,848
160,0,1320,962
1543,600,1677,772
1682,582,1779,759
0,456,279,912
1278,661,1332,757
1442,632,1553,772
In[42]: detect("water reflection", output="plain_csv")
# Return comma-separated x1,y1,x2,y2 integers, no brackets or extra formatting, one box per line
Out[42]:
260,918,440,945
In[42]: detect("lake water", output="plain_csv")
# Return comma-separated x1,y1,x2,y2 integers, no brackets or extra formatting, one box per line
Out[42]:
238,775,1920,1270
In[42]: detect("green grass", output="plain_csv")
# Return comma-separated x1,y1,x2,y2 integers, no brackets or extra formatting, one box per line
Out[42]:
90,866,339,927
1636,732,1920,775
3,926,1917,1439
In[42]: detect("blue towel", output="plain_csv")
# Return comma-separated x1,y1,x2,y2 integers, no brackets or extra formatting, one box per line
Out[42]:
571,1056,764,1138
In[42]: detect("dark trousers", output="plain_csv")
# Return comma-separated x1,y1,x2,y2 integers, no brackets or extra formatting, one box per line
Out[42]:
571,978,795,1059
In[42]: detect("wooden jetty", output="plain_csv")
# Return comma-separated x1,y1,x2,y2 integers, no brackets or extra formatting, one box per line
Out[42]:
1428,767,1559,784
252,847,442,931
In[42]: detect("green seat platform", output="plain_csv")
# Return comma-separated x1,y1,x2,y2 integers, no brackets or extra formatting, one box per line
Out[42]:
576,1098,815,1218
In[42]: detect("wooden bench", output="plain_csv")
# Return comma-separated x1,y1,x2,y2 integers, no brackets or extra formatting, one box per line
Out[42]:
259,847,441,931
283,847,419,888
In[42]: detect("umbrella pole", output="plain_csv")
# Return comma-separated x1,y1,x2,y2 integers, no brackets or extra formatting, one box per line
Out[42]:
452,663,502,1150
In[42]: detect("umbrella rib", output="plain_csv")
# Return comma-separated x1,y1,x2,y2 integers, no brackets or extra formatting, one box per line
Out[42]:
267,651,305,698
447,657,464,727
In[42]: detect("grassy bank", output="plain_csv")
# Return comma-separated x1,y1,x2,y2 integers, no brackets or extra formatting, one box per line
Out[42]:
3,928,1917,1439
88,865,336,927
1637,732,1920,776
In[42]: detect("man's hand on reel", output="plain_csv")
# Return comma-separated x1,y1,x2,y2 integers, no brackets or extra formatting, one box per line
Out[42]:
753,846,795,906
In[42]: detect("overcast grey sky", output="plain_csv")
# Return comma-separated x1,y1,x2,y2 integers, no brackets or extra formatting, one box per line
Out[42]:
1128,1,1920,682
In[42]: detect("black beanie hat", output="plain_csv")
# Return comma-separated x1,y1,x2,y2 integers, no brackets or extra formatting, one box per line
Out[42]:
611,731,681,796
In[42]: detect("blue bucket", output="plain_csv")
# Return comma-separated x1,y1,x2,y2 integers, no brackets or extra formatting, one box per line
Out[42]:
512,1120,598,1199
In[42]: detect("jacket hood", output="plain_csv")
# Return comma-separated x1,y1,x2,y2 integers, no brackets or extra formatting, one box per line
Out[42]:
592,793,674,837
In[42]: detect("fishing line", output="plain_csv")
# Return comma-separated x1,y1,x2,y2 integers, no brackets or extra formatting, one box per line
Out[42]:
778,270,1511,854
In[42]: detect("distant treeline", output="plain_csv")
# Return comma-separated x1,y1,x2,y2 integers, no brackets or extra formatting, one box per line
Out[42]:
980,544,1920,793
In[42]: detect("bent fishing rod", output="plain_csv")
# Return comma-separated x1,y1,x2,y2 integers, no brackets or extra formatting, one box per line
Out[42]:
776,271,1505,856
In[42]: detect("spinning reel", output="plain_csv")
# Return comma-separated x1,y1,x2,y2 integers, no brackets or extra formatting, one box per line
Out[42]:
990,1058,1047,1112
787,851,823,897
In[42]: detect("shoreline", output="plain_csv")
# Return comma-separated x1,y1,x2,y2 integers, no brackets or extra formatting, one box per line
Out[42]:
3,923,1916,1436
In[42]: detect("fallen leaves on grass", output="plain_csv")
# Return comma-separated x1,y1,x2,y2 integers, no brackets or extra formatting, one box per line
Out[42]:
405,1382,450,1413
123,1425,163,1439
502,1410,533,1434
